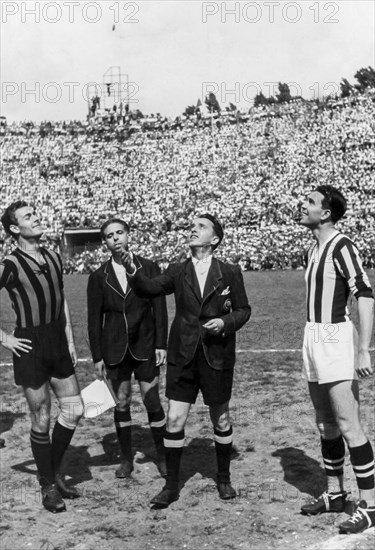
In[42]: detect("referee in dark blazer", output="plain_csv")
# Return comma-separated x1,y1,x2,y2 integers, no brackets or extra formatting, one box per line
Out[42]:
87,219,168,478
121,214,251,507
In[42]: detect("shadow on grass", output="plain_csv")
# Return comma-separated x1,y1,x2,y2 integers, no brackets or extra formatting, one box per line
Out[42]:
272,447,326,497
179,437,217,485
11,447,94,487
10,425,160,488
10,429,234,496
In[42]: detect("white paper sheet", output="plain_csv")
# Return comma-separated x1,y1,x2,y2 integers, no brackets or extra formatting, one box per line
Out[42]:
81,378,118,418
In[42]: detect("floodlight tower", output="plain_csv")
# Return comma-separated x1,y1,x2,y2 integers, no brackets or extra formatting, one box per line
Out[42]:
101,66,130,111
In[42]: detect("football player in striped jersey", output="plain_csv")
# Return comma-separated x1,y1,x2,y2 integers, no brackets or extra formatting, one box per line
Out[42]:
298,186,374,534
0,201,83,513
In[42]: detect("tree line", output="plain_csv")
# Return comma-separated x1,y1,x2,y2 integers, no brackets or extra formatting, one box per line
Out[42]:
183,66,375,115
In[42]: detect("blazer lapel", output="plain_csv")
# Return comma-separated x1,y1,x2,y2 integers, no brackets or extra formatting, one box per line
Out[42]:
105,260,125,299
202,258,223,302
184,259,202,303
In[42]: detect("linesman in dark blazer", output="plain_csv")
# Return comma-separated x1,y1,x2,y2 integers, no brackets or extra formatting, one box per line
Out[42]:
121,214,251,507
87,219,168,478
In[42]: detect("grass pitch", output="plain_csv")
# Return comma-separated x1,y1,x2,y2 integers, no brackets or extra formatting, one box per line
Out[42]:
0,271,374,550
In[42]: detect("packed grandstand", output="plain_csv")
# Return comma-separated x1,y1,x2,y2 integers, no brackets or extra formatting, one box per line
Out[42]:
1,90,374,272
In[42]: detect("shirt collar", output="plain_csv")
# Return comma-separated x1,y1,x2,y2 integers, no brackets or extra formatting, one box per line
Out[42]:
111,257,126,272
192,255,213,267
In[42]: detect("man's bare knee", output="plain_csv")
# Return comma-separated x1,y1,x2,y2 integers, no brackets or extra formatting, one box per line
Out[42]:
166,415,185,432
166,401,190,432
337,419,364,444
167,408,188,432
57,395,83,429
30,403,50,430
316,410,340,439
213,416,231,432
116,394,131,411
209,403,230,431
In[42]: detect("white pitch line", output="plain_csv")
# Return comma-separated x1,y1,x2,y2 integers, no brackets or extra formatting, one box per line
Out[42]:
0,353,298,367
237,347,375,354
237,349,302,353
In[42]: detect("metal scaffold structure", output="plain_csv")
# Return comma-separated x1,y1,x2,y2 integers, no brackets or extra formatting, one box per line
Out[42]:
88,66,130,117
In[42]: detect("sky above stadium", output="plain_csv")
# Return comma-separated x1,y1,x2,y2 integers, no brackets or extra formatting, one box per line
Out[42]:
1,0,374,122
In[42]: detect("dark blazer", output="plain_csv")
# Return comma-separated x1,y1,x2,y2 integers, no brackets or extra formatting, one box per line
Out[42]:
87,255,168,366
128,257,251,372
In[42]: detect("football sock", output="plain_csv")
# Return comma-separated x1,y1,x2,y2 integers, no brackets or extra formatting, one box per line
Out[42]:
214,426,233,483
114,409,132,462
30,429,55,488
349,441,375,491
321,435,346,493
148,407,166,451
164,430,185,491
51,421,76,476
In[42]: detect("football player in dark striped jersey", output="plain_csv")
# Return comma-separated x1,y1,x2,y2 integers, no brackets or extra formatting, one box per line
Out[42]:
1,201,83,513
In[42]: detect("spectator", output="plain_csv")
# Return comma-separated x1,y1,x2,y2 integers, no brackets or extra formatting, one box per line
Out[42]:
1,91,374,271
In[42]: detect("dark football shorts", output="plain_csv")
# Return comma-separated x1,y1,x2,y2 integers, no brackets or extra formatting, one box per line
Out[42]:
105,350,159,382
13,320,75,388
166,343,233,406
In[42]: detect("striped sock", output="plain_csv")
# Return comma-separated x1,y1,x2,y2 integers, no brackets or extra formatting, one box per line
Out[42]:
114,409,132,461
30,429,54,488
164,430,185,491
214,426,233,483
321,436,346,493
349,441,375,490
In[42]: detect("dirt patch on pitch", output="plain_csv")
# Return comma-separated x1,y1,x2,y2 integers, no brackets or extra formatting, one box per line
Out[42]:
1,354,374,550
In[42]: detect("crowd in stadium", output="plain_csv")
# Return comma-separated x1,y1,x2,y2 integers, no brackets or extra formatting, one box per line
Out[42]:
1,89,374,272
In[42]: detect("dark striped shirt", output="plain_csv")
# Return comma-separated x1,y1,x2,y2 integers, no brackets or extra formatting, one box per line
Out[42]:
0,247,64,328
304,231,373,324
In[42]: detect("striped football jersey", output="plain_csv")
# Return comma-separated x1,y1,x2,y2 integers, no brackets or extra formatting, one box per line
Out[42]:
0,247,64,327
304,231,373,323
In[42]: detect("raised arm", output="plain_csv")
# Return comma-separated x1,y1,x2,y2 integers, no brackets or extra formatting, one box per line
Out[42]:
122,250,175,298
149,261,168,354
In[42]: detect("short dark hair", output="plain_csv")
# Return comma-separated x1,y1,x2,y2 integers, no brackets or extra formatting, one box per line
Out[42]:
1,200,29,237
316,185,347,223
100,218,130,239
199,213,224,250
